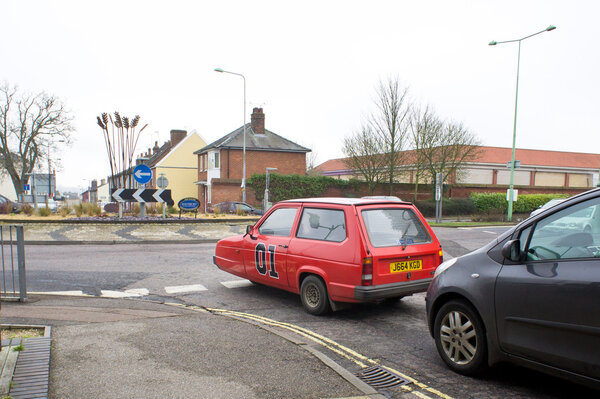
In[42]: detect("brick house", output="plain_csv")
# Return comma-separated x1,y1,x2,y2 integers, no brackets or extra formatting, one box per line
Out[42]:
194,108,310,212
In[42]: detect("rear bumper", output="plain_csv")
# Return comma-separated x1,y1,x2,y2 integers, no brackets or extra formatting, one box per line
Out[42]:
354,278,433,301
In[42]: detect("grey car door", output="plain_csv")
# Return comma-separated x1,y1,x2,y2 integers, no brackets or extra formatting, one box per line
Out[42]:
495,196,600,379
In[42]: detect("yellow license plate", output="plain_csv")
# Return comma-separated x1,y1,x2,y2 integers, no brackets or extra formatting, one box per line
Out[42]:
390,259,422,273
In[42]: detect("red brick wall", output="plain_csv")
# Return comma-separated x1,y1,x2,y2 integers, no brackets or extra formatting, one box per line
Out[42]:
222,149,306,179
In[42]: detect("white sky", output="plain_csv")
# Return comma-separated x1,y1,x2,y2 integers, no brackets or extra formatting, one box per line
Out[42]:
2,1,599,192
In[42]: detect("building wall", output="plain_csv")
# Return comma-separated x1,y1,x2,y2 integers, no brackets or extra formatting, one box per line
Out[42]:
152,132,207,205
497,170,530,185
568,173,591,187
534,171,565,187
456,168,494,185
220,149,306,179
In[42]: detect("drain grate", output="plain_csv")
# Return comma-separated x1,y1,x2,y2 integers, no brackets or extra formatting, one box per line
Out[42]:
355,366,411,389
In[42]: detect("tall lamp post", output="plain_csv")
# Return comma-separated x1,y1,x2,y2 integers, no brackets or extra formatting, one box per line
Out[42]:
489,25,556,221
264,167,278,211
214,68,247,203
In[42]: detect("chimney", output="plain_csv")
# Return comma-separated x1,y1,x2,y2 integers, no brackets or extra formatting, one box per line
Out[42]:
170,129,187,147
153,141,159,154
251,107,265,135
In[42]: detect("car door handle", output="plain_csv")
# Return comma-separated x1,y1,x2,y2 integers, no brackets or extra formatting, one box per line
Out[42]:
278,244,288,248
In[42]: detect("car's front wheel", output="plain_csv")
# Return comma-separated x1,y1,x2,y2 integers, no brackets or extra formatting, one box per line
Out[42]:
300,275,331,315
433,299,487,375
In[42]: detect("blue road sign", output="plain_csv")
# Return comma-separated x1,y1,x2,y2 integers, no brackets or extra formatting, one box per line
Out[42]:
133,164,152,185
178,197,200,211
23,184,30,191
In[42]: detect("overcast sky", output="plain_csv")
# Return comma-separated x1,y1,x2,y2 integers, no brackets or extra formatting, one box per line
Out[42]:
2,1,599,192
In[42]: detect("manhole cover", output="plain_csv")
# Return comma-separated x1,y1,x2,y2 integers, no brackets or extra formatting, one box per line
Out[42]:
355,366,411,389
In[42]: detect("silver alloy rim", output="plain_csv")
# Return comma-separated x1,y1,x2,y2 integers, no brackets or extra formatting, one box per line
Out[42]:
440,310,477,365
305,284,320,307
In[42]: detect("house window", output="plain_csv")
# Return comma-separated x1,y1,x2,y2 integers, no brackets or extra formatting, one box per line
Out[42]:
200,155,204,172
214,152,220,169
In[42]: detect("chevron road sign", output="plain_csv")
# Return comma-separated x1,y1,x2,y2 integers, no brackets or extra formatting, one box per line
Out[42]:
111,188,174,206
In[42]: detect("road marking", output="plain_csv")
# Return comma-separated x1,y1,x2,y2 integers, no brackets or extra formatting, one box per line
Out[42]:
221,280,253,289
164,284,207,294
28,290,90,297
483,230,497,234
204,307,454,399
100,289,148,298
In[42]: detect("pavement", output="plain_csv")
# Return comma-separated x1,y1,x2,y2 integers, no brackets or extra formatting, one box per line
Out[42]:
0,221,390,398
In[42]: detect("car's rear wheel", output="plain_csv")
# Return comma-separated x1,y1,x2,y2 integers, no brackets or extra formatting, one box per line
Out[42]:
433,299,487,375
300,275,331,315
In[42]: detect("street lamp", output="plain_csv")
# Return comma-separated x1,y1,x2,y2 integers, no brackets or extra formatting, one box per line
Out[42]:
489,25,556,222
264,167,278,211
214,67,247,203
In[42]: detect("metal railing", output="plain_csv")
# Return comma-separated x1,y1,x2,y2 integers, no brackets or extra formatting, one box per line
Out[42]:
0,225,26,302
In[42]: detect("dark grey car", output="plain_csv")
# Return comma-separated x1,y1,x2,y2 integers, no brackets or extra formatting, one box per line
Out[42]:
426,188,600,389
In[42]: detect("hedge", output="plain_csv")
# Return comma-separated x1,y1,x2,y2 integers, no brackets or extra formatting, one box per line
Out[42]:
414,198,475,217
247,174,357,202
470,193,569,213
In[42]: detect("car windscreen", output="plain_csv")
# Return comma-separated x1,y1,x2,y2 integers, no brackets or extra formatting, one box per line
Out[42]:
361,208,431,248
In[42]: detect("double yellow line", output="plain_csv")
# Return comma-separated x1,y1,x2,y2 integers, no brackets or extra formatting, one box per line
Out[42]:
202,307,453,399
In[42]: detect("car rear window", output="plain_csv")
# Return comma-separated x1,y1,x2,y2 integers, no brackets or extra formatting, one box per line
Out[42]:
361,208,431,248
296,208,346,242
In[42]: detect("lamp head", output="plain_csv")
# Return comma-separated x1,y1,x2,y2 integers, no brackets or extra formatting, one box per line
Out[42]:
546,25,557,31
214,68,224,73
488,40,497,46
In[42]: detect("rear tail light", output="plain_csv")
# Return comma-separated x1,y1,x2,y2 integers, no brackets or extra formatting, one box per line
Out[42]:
439,249,444,264
362,257,373,286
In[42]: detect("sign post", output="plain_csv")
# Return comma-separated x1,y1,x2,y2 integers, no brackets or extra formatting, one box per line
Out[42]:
157,174,169,218
435,172,443,223
133,165,152,218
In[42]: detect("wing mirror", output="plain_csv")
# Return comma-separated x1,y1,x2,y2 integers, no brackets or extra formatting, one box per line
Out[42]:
502,239,522,262
245,225,257,240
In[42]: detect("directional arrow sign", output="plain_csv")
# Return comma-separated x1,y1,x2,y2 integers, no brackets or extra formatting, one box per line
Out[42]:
133,164,152,185
112,188,174,206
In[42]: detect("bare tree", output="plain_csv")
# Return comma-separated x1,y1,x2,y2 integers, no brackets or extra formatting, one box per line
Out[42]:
367,78,412,194
0,83,73,196
417,119,482,190
342,125,387,194
409,105,443,201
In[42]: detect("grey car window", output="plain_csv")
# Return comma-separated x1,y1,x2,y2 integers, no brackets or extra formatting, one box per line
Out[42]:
526,197,600,261
297,208,346,242
258,207,298,237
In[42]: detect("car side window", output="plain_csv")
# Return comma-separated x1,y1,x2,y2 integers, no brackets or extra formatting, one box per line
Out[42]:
258,207,298,237
526,197,600,261
297,208,346,242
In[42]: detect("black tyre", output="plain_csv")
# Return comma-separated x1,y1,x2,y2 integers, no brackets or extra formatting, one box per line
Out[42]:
300,275,331,315
433,299,487,375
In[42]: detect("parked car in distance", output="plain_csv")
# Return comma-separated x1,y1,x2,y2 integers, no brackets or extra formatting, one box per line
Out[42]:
529,198,566,217
214,197,443,314
426,188,600,389
0,194,18,213
210,201,264,215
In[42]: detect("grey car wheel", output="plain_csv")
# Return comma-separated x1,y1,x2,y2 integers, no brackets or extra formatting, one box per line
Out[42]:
434,300,487,375
300,275,331,315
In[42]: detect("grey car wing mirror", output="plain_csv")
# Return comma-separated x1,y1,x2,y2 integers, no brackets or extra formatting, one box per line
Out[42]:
502,239,521,262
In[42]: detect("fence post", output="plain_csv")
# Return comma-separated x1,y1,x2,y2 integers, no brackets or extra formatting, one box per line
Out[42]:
16,225,26,302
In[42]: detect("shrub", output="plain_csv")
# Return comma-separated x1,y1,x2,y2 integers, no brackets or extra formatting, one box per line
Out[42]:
21,204,34,216
58,204,72,217
470,192,569,214
415,198,475,217
36,207,51,217
247,174,355,202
